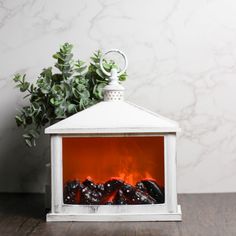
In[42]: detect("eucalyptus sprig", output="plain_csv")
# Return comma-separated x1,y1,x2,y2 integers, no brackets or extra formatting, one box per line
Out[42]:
13,43,127,147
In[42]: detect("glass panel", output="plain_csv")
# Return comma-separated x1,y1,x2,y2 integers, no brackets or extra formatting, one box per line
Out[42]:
63,136,165,205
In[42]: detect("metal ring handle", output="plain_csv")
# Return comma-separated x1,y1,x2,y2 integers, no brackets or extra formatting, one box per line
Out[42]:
99,49,128,76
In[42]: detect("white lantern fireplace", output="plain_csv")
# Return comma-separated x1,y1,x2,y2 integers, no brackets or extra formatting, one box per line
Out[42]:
45,50,182,222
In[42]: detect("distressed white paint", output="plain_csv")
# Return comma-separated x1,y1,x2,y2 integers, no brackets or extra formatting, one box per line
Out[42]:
51,135,63,213
47,205,182,222
101,49,127,102
45,101,180,134
165,134,177,213
47,132,181,221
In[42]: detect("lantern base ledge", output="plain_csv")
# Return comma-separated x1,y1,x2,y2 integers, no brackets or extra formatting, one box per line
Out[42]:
46,205,182,222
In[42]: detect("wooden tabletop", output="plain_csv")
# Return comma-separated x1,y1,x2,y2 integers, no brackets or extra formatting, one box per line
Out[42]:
0,193,235,236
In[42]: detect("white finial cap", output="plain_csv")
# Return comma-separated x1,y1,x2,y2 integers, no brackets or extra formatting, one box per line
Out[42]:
100,49,128,101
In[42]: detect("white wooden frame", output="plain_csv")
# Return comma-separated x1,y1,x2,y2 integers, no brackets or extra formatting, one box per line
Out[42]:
47,133,182,222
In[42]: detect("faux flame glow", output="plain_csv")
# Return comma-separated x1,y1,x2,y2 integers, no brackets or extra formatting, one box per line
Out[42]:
63,136,164,187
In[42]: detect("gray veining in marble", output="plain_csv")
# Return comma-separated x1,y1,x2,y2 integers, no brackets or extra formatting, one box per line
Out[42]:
0,0,235,193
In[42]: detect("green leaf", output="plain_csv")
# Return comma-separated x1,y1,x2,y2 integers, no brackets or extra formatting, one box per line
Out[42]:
23,134,31,139
67,104,77,114
103,63,111,70
96,69,105,78
30,84,35,92
55,106,66,118
20,82,30,92
15,115,23,126
97,83,106,98
25,138,32,147
29,129,40,138
76,65,87,73
13,74,22,83
119,72,127,81
53,53,64,61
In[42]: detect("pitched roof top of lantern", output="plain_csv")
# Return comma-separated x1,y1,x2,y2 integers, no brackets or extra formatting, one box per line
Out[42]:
45,49,180,134
45,101,180,134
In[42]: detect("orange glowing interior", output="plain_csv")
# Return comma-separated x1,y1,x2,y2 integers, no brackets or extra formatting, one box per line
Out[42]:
62,136,165,188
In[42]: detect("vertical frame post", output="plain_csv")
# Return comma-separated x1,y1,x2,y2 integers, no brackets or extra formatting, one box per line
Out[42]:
165,133,177,213
51,135,63,213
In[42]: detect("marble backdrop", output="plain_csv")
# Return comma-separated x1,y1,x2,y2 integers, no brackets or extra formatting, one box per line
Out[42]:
0,0,236,193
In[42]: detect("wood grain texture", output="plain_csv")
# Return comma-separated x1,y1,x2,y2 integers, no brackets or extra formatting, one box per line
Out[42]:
0,193,235,236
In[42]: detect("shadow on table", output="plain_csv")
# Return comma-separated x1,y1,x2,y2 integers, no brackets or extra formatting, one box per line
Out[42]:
0,193,45,220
